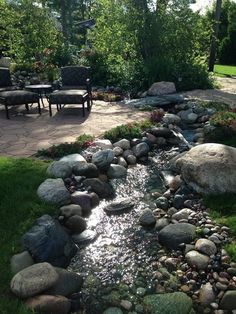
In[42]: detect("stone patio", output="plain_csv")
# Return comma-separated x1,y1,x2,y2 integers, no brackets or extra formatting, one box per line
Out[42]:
0,101,149,157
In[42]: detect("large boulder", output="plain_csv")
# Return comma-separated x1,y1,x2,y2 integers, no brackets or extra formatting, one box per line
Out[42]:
143,292,193,314
11,251,34,274
73,163,99,178
37,178,71,206
172,143,236,194
60,154,86,167
25,295,71,314
158,223,196,250
147,81,176,96
220,290,236,310
47,161,72,179
11,262,58,298
185,250,209,270
132,142,150,158
22,215,77,267
107,164,127,179
92,149,114,170
83,178,114,198
94,139,113,149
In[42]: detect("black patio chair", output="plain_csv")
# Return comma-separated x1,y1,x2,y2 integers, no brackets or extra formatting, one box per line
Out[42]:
48,66,92,117
0,68,40,119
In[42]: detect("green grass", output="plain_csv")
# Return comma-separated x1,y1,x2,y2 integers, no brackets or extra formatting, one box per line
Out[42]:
214,64,236,77
0,157,57,313
203,193,236,260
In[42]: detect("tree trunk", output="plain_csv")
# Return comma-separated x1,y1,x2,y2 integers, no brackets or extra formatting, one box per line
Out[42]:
208,0,222,72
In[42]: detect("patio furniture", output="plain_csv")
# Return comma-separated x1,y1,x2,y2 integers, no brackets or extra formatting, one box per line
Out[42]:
0,68,40,119
25,84,53,107
48,66,92,117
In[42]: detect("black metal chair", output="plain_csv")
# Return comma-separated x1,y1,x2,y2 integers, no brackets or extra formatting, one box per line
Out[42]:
0,68,40,119
48,66,92,117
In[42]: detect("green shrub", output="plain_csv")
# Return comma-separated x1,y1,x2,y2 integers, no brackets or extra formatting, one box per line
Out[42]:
209,110,236,128
196,101,230,112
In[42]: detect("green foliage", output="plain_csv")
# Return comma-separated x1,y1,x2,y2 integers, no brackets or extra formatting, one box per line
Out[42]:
224,243,236,260
209,110,236,127
0,157,56,313
197,100,230,111
36,134,94,158
214,64,236,77
103,120,153,142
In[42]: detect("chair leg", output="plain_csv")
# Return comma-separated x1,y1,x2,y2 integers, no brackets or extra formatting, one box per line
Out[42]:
49,101,52,117
87,98,90,112
25,104,29,112
38,100,41,115
82,101,85,117
5,105,9,119
56,104,59,112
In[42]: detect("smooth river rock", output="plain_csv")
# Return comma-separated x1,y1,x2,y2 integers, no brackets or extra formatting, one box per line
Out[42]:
25,295,71,314
92,149,114,169
219,290,236,310
185,250,210,270
11,251,34,274
104,197,134,214
107,164,127,179
195,238,217,256
47,161,72,179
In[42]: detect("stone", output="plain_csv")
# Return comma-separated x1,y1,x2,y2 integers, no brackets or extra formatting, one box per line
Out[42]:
158,223,196,250
10,262,58,298
117,157,127,168
163,113,181,125
37,178,71,206
143,292,193,314
22,215,77,267
60,154,86,167
185,250,210,270
114,139,131,150
83,178,114,198
71,191,92,214
11,251,34,274
199,283,216,305
123,149,134,159
94,139,113,149
126,94,184,108
132,142,150,158
172,208,194,221
147,81,176,96
148,127,172,138
126,155,137,165
107,164,127,179
25,295,71,314
155,197,169,210
168,175,183,191
219,291,236,310
73,163,99,178
59,204,82,219
120,300,132,311
173,144,236,194
103,307,123,314
47,161,72,179
72,229,97,245
92,149,114,169
195,238,217,256
104,197,134,214
113,146,123,157
139,209,156,227
46,267,83,296
65,215,87,234
90,192,100,208
155,218,169,231
173,194,185,209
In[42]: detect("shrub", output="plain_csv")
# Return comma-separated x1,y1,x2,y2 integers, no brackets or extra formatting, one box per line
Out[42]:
210,110,236,128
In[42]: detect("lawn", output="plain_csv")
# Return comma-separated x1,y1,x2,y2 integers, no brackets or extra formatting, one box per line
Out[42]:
0,157,57,313
214,64,236,77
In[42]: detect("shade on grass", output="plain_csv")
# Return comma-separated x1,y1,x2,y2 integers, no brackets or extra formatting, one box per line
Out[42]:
0,157,56,313
214,64,236,77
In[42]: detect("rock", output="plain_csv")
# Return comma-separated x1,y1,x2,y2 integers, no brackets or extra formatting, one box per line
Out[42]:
104,198,134,214
47,161,72,179
117,157,127,168
143,292,193,314
120,300,132,311
126,94,183,108
113,147,123,157
168,175,183,191
22,215,77,267
137,287,146,296
185,250,209,270
25,295,71,314
10,262,58,298
173,194,185,209
59,204,82,219
132,142,150,158
158,223,196,250
92,149,114,169
148,127,172,138
219,291,236,310
195,238,217,256
139,209,156,227
172,208,194,221
60,154,86,167
73,163,99,178
163,113,181,125
107,164,127,178
156,137,167,146
155,218,169,231
83,178,114,198
103,307,123,314
199,283,216,305
90,192,100,208
72,229,97,245
94,139,113,149
126,155,137,165
173,144,236,194
46,267,83,296
11,251,34,274
123,149,134,159
65,215,87,234
147,81,176,96
114,139,130,150
155,197,169,210
71,191,92,214
37,178,71,206
178,110,198,124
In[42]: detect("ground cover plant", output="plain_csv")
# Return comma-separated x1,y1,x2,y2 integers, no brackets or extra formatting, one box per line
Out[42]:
214,64,236,77
0,157,57,313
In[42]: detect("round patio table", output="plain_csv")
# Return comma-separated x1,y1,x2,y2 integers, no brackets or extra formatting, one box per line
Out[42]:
25,84,52,107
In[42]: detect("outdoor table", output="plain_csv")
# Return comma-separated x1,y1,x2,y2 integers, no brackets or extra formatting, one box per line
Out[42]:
25,84,52,107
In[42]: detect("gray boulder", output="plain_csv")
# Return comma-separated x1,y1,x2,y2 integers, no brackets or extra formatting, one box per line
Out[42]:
11,262,58,298
172,143,236,194
114,139,131,150
132,142,150,158
139,209,156,227
73,163,99,178
107,164,127,179
103,307,123,314
92,149,114,169
72,230,97,245
25,295,71,314
199,283,216,305
11,251,34,274
126,94,183,108
83,178,114,198
22,215,77,267
155,196,169,210
59,204,82,219
147,81,176,96
158,223,196,250
64,215,87,234
94,139,113,149
155,218,169,231
220,291,236,310
71,191,93,214
117,157,127,168
172,208,194,221
147,127,172,138
185,250,209,270
37,178,71,206
195,238,217,256
104,198,134,214
60,154,86,167
47,161,72,179
143,292,193,314
113,146,123,157
162,113,181,125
